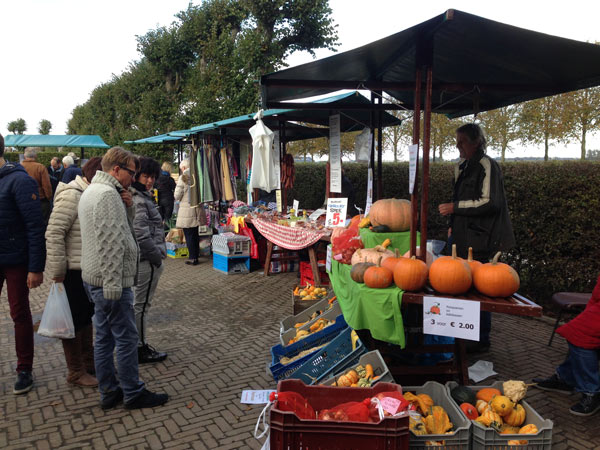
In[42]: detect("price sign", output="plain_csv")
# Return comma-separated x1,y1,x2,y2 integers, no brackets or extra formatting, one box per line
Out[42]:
409,144,418,194
423,296,480,341
293,199,299,212
276,189,282,213
325,198,348,227
365,167,373,215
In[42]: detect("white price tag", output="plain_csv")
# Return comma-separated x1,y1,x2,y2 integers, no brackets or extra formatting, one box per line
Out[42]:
308,208,326,221
365,167,373,215
276,189,282,213
409,144,418,194
423,296,480,341
329,114,342,193
325,198,348,227
293,199,299,212
326,245,332,272
240,389,276,404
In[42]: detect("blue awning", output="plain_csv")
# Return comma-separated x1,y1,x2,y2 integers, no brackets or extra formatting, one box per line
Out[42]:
4,134,110,148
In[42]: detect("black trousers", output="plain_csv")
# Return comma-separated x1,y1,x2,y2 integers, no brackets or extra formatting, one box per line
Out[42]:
183,227,200,260
63,270,94,332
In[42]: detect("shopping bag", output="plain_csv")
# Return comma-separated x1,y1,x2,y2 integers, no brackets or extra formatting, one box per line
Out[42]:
37,282,75,339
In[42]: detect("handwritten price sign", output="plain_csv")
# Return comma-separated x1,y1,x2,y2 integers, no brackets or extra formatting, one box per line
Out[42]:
325,198,348,227
423,296,480,341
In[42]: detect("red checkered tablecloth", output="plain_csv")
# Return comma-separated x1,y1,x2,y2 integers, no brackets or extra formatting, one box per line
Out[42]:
250,218,329,250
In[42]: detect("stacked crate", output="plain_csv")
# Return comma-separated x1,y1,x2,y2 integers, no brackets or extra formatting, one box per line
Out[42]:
211,233,251,274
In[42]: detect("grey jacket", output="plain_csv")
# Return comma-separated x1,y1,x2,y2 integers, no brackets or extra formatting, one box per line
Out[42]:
132,182,166,266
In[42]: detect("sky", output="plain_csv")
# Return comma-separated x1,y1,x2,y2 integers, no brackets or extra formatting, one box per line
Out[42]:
2,0,600,159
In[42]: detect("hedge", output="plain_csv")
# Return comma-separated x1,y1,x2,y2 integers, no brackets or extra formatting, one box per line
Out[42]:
4,149,108,167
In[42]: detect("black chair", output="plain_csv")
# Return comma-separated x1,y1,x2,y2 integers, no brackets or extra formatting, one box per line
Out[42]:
548,292,590,346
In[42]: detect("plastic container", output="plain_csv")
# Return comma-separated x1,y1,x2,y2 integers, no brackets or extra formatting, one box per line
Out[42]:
300,260,330,286
270,379,409,450
167,247,189,259
446,381,553,450
212,252,250,274
211,233,251,256
403,381,470,449
320,350,395,386
280,304,343,346
280,296,338,335
292,285,332,315
291,327,367,385
269,317,348,382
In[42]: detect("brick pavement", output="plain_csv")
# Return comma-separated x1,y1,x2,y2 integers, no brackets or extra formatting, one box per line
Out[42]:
1,257,599,449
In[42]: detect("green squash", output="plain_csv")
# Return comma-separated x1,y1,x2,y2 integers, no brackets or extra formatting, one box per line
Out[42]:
451,385,477,407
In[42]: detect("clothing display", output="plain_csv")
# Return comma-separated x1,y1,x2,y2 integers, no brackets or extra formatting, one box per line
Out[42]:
249,113,278,192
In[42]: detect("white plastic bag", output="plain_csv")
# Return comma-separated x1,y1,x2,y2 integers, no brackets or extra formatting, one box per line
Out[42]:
38,282,75,339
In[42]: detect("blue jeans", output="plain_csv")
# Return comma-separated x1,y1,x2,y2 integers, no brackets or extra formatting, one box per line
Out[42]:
84,283,144,402
556,342,600,394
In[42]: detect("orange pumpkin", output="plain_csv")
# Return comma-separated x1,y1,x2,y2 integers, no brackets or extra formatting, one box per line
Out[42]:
393,256,428,292
382,249,404,272
402,247,434,268
428,244,472,295
490,395,514,417
364,258,394,289
519,424,538,435
476,387,502,403
503,404,526,427
460,402,479,420
466,247,482,274
473,252,520,297
369,198,411,231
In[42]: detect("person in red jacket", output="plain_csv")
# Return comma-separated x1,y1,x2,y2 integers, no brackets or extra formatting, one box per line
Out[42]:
533,275,600,416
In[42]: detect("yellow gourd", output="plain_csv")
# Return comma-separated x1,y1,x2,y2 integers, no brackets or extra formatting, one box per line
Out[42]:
489,395,514,417
503,404,526,427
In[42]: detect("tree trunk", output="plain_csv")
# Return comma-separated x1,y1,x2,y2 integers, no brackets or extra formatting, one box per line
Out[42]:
393,142,398,162
581,124,587,159
544,132,549,161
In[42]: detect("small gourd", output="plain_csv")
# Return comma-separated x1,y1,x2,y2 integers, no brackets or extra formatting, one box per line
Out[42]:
476,387,502,403
476,399,490,415
490,395,514,417
503,404,526,427
460,402,479,420
475,409,503,430
519,424,539,435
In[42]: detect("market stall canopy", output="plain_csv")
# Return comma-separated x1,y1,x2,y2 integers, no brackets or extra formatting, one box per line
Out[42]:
260,9,600,118
124,133,185,145
4,134,110,148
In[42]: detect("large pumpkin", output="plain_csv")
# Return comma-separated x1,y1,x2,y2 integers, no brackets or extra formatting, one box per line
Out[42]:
369,198,411,231
473,252,520,297
393,256,428,292
428,244,472,295
350,239,394,265
364,258,394,289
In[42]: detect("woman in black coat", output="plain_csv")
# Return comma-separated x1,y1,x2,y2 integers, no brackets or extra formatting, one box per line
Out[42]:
155,162,176,223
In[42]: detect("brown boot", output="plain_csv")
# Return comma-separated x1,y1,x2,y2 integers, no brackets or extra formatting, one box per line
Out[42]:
80,324,96,375
62,333,98,387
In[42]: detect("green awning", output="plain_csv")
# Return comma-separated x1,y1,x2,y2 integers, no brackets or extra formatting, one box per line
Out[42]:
261,9,600,118
125,133,184,144
4,134,110,148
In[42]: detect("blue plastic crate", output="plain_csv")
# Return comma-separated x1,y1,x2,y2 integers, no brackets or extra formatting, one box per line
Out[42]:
212,252,249,274
291,327,366,385
269,315,348,381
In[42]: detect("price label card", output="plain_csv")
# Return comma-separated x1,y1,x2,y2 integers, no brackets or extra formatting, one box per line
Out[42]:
365,167,373,215
326,245,332,272
380,397,402,415
423,296,480,341
240,389,276,404
409,144,418,194
325,198,348,227
308,208,326,221
276,189,282,213
293,199,299,212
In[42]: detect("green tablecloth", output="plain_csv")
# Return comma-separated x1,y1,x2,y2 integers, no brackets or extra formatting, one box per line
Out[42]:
359,228,419,253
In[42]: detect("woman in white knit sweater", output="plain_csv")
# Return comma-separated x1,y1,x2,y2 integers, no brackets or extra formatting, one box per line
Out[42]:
45,157,103,387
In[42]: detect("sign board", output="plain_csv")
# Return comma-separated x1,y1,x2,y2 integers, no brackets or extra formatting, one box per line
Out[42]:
325,198,348,227
308,208,326,221
365,167,374,215
329,114,342,193
273,131,281,189
292,199,299,212
409,144,418,194
276,189,282,213
326,245,332,272
423,296,480,341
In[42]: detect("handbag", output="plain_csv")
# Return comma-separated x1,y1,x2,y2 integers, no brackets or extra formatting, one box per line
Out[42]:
37,282,75,339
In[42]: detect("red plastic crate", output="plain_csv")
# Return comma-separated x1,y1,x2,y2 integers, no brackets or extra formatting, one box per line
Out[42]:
300,260,330,286
270,379,409,450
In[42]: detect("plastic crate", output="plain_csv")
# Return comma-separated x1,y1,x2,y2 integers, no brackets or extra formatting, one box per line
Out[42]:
320,350,395,386
167,247,189,259
404,381,470,450
212,252,250,274
280,304,342,346
292,285,332,315
300,260,330,286
291,327,367,385
211,233,251,256
270,379,409,450
446,381,553,450
166,242,187,251
269,317,348,382
280,297,339,335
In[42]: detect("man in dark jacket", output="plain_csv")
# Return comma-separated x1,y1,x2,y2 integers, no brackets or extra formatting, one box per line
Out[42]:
154,162,176,223
47,156,64,196
0,133,46,394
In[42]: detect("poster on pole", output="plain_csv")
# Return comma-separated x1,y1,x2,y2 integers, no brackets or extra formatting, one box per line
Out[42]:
365,167,374,215
325,198,348,227
329,114,342,193
273,131,281,189
409,144,418,194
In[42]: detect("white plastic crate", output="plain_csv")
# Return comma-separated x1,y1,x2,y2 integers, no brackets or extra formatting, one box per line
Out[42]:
211,233,251,256
319,350,395,386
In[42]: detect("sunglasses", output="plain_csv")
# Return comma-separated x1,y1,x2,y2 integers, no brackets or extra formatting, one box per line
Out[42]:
119,165,136,176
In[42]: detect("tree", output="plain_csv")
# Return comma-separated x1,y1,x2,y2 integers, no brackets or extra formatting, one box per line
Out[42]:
478,105,521,162
38,119,52,135
560,87,600,159
518,95,565,161
7,118,27,134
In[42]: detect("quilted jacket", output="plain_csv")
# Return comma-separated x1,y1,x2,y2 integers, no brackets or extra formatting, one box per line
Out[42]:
174,169,201,229
557,274,600,349
131,181,166,266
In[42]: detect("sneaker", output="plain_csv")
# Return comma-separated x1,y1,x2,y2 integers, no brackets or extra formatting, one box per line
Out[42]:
185,259,199,266
13,371,34,394
138,344,167,364
532,373,573,394
101,387,124,410
124,389,169,409
570,393,600,416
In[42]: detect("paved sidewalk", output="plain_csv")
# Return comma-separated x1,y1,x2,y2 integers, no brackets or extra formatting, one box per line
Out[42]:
1,257,598,449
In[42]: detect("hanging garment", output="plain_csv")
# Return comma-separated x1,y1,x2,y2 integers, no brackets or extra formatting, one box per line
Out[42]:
227,147,238,201
201,147,213,203
249,111,278,191
220,146,234,201
189,148,200,208
206,144,223,201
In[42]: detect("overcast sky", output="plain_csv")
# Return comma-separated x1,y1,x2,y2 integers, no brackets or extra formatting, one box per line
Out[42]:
2,0,600,158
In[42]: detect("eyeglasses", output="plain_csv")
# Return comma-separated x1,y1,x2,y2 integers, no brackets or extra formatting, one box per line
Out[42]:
119,165,136,177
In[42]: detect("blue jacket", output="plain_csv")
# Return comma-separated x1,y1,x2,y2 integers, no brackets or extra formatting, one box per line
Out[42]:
0,161,46,272
62,165,82,184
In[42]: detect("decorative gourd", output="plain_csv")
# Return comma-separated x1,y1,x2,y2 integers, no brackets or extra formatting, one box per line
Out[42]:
350,240,394,265
476,399,490,415
393,256,428,292
508,440,528,446
503,404,526,427
476,387,502,403
473,252,520,297
369,198,412,231
519,424,538,434
450,385,477,406
350,262,375,283
424,406,453,434
466,247,482,274
409,415,428,435
475,409,503,430
335,369,360,387
404,392,435,416
500,425,521,435
503,380,528,403
490,395,514,417
382,249,403,272
364,258,394,289
460,402,479,420
428,244,472,295
403,247,434,268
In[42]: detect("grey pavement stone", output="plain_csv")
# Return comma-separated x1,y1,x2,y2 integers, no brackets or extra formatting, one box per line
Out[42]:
0,256,597,449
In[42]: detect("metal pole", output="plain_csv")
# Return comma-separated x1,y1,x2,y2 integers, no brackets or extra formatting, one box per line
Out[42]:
410,68,422,258
370,92,377,200
420,66,433,261
377,92,383,199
